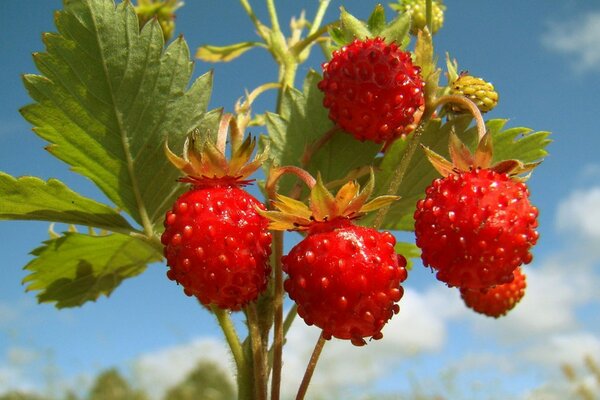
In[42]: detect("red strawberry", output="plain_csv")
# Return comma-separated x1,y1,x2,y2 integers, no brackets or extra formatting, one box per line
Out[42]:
318,37,425,143
260,173,407,345
161,117,271,311
162,185,271,310
460,267,527,318
283,221,407,346
414,168,538,289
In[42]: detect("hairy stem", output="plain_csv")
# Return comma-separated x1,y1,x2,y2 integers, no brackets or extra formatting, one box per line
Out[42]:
246,303,268,400
270,230,284,400
211,306,245,371
426,0,433,33
296,334,327,400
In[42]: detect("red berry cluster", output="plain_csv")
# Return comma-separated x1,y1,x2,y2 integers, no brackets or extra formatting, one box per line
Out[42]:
319,37,425,143
414,168,538,317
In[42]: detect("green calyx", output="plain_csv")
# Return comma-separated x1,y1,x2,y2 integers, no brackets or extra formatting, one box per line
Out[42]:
260,171,399,231
422,131,540,180
165,116,268,185
328,5,412,49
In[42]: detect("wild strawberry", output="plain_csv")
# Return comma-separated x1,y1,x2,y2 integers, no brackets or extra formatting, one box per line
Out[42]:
460,267,527,318
450,74,499,113
415,132,539,289
318,37,425,143
260,173,407,345
161,117,271,311
390,0,446,35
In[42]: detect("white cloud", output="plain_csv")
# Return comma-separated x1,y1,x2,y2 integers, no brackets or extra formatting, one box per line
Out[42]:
279,286,466,399
542,12,600,72
556,186,600,243
523,332,600,367
130,338,234,400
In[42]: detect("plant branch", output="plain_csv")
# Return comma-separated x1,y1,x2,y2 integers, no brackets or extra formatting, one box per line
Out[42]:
309,0,331,36
434,95,487,140
266,0,281,33
239,0,266,38
211,306,245,372
426,0,433,34
270,230,284,400
295,333,327,400
246,303,268,400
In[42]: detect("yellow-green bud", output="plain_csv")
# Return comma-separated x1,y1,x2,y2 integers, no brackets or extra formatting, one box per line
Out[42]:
451,75,499,113
390,0,445,35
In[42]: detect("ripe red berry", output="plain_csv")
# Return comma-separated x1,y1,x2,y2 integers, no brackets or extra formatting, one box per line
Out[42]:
283,220,408,346
162,184,271,311
318,37,425,143
414,168,539,289
460,267,527,318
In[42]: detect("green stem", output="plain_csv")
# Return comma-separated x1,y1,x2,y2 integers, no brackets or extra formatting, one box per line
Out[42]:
426,0,433,33
266,0,281,33
211,306,245,371
270,230,285,400
309,0,331,36
295,334,327,400
246,303,268,400
282,304,298,337
239,0,265,38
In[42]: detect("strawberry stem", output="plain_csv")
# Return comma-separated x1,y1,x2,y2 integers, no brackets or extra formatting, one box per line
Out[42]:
435,95,487,140
426,0,433,34
211,306,248,392
295,333,327,400
247,303,268,400
266,166,317,199
270,230,285,400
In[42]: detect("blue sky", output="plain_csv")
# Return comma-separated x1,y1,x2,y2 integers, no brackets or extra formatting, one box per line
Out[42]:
1,0,600,398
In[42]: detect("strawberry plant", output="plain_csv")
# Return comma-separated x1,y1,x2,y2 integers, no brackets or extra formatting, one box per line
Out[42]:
1,0,551,399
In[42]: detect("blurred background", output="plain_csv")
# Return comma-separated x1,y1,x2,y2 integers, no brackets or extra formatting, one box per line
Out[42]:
1,1,599,398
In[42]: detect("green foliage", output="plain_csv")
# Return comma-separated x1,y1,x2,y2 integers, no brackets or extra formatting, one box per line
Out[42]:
394,241,421,270
0,172,132,233
20,0,212,228
23,232,161,308
265,70,381,195
88,368,148,400
164,361,236,400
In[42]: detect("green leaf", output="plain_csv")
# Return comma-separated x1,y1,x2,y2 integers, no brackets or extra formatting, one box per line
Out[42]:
394,241,421,270
340,7,371,40
196,41,263,63
379,12,411,47
20,0,212,228
363,116,551,231
23,232,161,308
367,5,387,35
264,70,381,195
0,172,133,232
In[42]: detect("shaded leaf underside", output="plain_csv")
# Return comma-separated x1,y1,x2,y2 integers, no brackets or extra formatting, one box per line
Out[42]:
24,232,161,308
